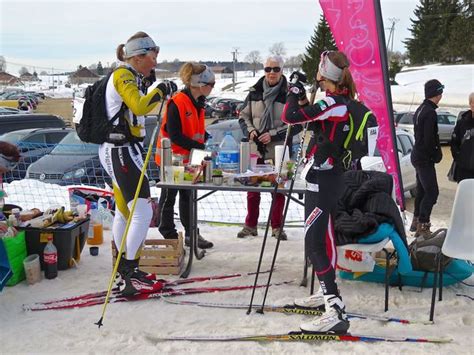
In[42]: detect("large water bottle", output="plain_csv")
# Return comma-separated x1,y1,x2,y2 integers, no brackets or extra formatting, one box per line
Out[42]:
204,135,219,169
217,132,239,173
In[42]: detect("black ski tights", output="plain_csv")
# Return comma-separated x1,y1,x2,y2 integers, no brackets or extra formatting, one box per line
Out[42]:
304,168,344,296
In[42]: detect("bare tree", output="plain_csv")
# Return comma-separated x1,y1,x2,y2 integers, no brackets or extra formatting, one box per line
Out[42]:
19,66,29,75
285,54,303,72
245,50,262,77
0,56,6,72
40,70,48,75
269,42,287,57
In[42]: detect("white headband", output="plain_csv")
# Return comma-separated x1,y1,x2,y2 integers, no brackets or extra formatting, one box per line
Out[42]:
318,52,343,82
190,66,215,87
124,37,159,59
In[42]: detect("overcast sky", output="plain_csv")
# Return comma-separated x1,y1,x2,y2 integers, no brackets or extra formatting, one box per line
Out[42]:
0,0,419,74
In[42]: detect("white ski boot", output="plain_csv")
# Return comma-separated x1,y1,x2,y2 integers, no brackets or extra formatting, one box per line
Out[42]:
300,295,350,334
293,287,325,310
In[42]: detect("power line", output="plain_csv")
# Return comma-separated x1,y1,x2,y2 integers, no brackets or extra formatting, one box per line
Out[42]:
3,60,74,73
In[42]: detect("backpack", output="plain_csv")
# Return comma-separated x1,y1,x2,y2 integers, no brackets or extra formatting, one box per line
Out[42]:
409,228,452,272
341,99,378,169
76,69,136,145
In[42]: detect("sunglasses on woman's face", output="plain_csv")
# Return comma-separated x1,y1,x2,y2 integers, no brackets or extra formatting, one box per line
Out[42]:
202,82,215,88
264,66,281,73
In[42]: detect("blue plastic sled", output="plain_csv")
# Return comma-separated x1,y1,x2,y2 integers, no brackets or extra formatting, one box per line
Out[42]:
0,240,12,292
339,259,473,287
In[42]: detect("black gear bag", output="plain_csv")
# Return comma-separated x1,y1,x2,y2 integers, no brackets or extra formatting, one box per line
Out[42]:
76,70,136,145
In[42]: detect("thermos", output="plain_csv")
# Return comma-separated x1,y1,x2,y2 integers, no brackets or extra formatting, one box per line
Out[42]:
203,156,213,183
160,137,172,182
239,138,250,173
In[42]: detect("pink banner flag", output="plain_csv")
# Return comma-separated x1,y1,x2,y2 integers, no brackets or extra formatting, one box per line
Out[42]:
319,0,405,209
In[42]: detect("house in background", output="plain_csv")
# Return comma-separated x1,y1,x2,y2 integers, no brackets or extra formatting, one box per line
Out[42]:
20,72,41,82
69,67,100,85
0,72,23,86
210,66,234,79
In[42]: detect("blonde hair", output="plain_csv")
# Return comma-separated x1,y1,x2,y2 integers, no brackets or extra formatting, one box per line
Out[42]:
179,62,207,87
116,31,151,61
327,51,357,100
469,92,474,104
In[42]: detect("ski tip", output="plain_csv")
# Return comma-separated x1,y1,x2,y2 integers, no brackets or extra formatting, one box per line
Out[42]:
95,317,104,329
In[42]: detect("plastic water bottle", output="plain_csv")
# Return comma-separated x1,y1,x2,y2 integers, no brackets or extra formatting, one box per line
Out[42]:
218,132,239,172
43,235,58,279
205,135,219,169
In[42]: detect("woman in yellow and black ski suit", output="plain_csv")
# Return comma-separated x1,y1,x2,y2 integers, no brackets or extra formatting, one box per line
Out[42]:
98,31,176,296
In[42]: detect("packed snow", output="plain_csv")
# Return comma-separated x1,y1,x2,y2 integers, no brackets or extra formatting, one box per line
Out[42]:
0,64,473,354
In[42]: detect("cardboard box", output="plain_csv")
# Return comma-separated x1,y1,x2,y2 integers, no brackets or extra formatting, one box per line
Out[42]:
112,233,184,275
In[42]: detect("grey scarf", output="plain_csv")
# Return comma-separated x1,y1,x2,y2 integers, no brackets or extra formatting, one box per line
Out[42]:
259,78,283,132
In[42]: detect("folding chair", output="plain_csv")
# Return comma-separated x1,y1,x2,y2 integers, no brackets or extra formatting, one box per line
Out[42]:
430,179,474,321
337,223,401,312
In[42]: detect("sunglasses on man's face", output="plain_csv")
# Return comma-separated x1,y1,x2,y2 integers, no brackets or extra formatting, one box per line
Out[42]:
264,67,281,73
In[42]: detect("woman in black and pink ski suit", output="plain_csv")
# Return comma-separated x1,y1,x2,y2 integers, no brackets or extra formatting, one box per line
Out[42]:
282,50,360,334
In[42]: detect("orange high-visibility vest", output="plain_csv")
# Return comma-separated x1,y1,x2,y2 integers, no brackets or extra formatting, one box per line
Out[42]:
155,91,205,165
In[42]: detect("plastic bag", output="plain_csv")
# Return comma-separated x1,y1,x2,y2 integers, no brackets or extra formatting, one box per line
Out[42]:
336,249,376,272
97,199,114,230
2,230,27,286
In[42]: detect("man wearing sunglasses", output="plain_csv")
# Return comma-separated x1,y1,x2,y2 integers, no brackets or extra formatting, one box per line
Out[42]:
237,55,290,240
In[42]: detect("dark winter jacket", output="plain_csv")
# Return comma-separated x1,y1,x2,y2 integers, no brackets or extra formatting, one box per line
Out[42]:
410,99,442,166
334,170,408,248
239,76,290,161
451,109,474,174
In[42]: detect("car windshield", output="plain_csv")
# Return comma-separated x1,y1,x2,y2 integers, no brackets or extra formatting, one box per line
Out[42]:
51,132,98,155
447,115,456,125
0,131,30,143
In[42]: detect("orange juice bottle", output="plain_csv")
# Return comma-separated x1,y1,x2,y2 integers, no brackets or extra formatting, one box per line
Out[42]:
87,223,103,245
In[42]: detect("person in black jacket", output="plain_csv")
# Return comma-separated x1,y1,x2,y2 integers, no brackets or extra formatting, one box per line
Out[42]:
450,93,474,182
410,79,444,238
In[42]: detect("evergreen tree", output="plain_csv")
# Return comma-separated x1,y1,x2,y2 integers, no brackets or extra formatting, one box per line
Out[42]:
445,1,474,62
405,0,463,64
301,14,336,84
97,61,104,75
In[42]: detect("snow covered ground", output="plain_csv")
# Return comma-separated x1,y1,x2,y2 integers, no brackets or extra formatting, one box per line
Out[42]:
1,221,473,354
0,64,473,354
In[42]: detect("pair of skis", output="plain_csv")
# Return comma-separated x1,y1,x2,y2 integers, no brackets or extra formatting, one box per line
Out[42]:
146,332,451,344
22,270,280,311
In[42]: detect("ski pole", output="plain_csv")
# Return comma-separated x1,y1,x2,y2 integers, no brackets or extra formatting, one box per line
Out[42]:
95,96,167,328
246,124,293,315
257,122,309,313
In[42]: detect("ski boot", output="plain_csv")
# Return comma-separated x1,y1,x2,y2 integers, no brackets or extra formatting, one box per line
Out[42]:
300,295,350,334
118,258,164,296
294,287,325,310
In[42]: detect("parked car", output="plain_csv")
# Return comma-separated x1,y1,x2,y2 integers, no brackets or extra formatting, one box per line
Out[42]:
397,111,456,143
0,127,72,182
26,130,160,187
209,98,244,118
0,107,21,115
361,130,417,196
0,114,66,135
207,118,244,144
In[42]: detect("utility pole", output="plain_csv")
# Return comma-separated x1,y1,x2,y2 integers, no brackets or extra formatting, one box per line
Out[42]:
386,18,399,54
231,48,239,92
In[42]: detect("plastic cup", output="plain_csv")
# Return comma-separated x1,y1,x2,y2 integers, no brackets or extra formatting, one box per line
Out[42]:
250,154,258,170
23,254,42,285
77,204,88,219
173,166,185,184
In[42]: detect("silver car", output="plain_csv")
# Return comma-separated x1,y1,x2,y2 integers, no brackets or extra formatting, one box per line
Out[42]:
361,130,417,197
397,110,456,143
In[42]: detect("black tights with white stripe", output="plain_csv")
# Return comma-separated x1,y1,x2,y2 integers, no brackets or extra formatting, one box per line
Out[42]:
304,168,344,296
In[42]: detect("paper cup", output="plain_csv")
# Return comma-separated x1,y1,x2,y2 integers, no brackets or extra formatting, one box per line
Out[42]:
173,166,185,184
23,254,42,285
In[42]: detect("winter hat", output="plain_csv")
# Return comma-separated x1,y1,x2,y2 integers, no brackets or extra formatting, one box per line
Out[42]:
190,65,215,87
424,79,444,99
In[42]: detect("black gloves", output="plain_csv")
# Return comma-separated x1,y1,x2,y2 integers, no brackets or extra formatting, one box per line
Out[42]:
156,80,178,97
141,70,156,92
288,71,308,100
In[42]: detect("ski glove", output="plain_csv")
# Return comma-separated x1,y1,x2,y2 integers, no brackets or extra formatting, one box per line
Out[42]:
289,71,308,84
141,70,157,92
156,80,178,98
288,81,307,100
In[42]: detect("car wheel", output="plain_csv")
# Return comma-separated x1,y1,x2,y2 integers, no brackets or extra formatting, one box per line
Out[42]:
409,187,417,198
